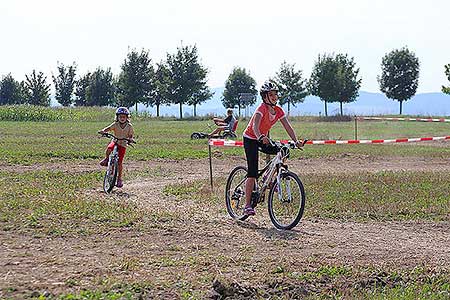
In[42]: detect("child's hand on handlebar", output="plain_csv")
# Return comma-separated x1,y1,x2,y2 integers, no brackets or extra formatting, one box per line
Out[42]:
98,130,106,135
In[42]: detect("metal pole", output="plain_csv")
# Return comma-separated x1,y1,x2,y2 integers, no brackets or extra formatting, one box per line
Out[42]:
354,116,358,140
208,141,213,191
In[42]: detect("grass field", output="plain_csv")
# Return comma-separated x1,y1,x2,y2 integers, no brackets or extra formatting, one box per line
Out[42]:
1,113,449,164
0,107,449,299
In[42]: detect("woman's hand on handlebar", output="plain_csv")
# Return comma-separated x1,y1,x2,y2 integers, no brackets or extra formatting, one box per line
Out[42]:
258,135,271,145
295,139,307,150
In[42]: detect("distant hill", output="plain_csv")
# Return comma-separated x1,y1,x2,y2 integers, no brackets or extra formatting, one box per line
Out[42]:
323,91,450,116
104,88,450,117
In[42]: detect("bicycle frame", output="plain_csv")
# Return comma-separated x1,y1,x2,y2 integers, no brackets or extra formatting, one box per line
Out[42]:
230,143,292,205
256,146,291,201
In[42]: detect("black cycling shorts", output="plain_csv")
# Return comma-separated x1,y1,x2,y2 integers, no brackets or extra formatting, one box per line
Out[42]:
243,137,279,178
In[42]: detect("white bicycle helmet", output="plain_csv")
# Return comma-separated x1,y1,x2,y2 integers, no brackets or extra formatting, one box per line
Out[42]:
115,107,130,116
259,81,278,96
260,81,279,106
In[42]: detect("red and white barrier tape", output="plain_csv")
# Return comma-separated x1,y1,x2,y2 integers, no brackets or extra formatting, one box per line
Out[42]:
209,136,450,147
209,139,244,147
357,116,450,123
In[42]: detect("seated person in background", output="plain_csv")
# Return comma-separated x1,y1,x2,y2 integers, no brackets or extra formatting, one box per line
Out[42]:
209,108,236,137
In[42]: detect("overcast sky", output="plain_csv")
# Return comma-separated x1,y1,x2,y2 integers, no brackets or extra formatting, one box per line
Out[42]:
1,0,449,93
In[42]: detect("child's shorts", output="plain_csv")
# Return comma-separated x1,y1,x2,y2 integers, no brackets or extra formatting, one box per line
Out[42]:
107,142,126,164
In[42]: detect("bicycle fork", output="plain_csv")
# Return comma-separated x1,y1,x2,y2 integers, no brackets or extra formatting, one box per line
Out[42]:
277,170,292,203
108,146,118,173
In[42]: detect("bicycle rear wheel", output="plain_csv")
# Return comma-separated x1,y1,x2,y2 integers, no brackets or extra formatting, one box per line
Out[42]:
268,171,305,230
103,154,118,193
225,166,249,221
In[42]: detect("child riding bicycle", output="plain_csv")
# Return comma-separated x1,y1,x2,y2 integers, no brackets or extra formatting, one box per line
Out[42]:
209,108,236,137
98,107,134,188
243,81,305,216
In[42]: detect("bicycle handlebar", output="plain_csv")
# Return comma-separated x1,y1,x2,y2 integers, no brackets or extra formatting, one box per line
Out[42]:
98,132,136,144
267,138,308,150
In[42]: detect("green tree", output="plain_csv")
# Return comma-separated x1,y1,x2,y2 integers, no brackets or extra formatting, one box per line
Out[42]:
52,62,77,106
334,54,361,115
274,61,309,115
186,58,214,117
86,68,116,106
222,67,257,116
74,72,91,106
188,86,214,117
117,48,155,111
0,74,26,105
309,54,339,116
165,44,211,119
442,64,450,94
378,47,420,115
24,70,51,106
149,62,170,117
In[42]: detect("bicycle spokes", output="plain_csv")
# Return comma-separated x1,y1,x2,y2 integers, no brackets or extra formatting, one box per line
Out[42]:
225,166,249,220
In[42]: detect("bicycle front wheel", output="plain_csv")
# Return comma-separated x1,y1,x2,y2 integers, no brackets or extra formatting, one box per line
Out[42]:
103,155,118,193
225,166,249,221
268,171,305,230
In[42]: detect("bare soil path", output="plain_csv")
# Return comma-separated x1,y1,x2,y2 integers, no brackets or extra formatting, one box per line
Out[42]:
1,155,449,298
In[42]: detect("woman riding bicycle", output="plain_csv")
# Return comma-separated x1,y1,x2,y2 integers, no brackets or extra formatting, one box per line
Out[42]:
243,81,304,216
98,107,134,188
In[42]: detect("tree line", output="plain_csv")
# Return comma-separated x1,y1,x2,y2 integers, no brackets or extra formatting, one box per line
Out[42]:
0,45,211,119
224,47,423,116
1,45,448,116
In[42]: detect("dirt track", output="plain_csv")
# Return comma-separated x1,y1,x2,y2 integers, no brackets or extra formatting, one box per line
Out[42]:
1,155,450,297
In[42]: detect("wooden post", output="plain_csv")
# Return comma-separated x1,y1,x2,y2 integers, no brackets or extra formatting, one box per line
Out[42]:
354,116,358,140
208,141,213,191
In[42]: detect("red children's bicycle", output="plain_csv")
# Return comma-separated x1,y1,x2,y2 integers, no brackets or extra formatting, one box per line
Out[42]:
98,132,135,193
